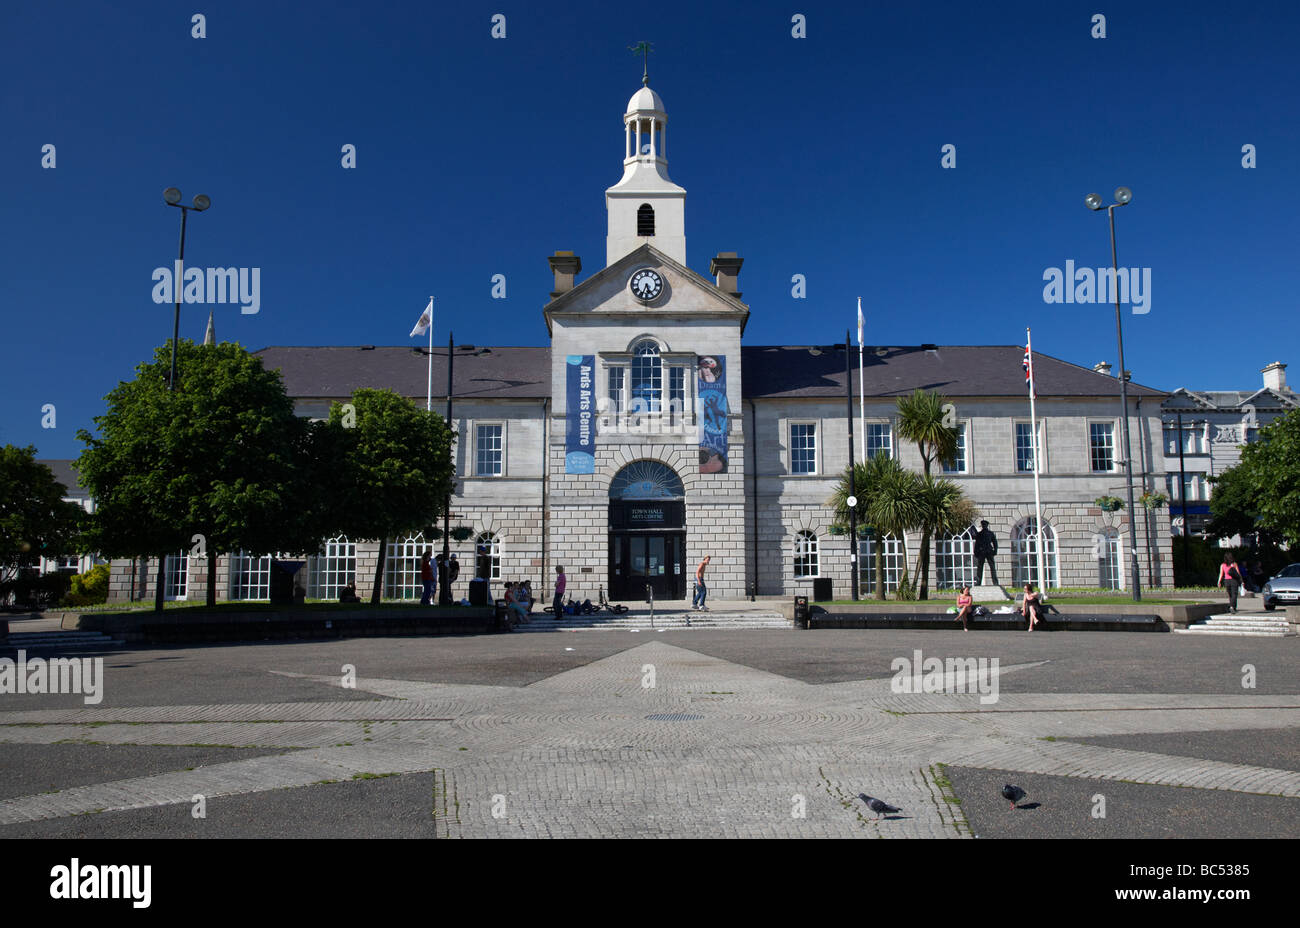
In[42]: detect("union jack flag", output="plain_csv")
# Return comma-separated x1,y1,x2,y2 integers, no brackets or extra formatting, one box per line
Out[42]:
1022,345,1031,383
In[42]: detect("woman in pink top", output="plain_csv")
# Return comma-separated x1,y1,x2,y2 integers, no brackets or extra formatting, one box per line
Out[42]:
955,586,974,631
1217,553,1243,614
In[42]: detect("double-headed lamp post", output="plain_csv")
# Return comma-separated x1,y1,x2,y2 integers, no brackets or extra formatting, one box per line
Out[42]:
162,187,211,392
1085,186,1141,602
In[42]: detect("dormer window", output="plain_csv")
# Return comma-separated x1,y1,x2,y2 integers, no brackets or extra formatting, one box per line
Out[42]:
637,203,655,237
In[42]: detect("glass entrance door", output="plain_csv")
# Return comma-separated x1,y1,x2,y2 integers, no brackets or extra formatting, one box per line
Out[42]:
609,533,684,601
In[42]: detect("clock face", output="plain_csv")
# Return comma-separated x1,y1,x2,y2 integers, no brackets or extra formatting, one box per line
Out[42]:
629,269,663,302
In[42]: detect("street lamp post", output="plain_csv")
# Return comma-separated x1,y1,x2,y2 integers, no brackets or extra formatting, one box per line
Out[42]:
154,188,210,614
1086,187,1141,602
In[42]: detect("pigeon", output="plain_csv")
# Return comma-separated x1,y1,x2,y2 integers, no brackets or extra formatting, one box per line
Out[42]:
1002,784,1026,809
857,793,901,820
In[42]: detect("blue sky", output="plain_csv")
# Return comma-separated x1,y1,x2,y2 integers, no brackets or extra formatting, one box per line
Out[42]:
3,0,1297,458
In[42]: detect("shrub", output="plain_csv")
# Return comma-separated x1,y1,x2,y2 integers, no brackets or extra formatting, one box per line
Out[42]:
64,564,110,607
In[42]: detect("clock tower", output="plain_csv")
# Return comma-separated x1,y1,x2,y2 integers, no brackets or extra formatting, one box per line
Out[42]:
605,81,687,267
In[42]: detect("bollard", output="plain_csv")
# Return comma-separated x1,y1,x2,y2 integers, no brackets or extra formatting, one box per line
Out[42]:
793,595,810,629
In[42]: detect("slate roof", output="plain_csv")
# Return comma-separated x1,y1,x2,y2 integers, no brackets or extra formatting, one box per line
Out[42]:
253,346,552,401
251,344,1165,402
37,459,90,499
740,345,1166,400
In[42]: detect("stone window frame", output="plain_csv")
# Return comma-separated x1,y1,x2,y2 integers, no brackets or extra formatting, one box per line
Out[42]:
788,419,819,476
940,420,969,474
472,420,506,478
793,530,819,579
1013,419,1047,474
864,420,894,460
600,339,695,432
1087,419,1117,473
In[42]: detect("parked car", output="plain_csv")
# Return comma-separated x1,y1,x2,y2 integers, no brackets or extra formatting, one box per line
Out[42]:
1262,564,1300,611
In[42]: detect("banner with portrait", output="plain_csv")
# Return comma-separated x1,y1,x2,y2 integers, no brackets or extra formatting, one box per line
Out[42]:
697,354,727,473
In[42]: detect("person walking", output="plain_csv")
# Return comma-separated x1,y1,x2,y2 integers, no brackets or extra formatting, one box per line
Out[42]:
692,555,711,611
955,585,974,632
419,549,436,606
1218,553,1243,613
553,566,566,619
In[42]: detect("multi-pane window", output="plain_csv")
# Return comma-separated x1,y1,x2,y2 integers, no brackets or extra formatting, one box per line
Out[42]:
53,555,81,573
630,341,662,413
474,532,501,582
866,423,892,460
1089,422,1115,472
308,535,356,600
790,423,817,475
230,551,272,600
608,366,624,415
164,551,188,600
668,366,685,423
793,531,819,578
1163,423,1205,455
1011,518,1058,589
941,423,967,474
475,424,503,477
1166,474,1206,501
1097,531,1121,590
1015,422,1038,473
385,533,428,599
860,534,907,593
934,528,976,589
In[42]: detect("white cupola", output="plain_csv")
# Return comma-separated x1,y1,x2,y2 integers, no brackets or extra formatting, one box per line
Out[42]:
605,80,686,267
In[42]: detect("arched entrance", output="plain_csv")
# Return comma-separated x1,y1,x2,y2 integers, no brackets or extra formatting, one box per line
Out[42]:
608,461,686,600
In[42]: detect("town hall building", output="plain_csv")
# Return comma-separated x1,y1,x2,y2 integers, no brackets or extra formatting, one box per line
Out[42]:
105,80,1176,605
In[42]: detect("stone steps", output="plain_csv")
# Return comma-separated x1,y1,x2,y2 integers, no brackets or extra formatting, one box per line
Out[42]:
1176,614,1294,638
2,631,125,650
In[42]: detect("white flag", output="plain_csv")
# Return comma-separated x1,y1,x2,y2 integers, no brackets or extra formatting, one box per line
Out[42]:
856,297,864,346
409,298,433,337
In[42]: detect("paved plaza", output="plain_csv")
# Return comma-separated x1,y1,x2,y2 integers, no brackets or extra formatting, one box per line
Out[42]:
0,624,1296,838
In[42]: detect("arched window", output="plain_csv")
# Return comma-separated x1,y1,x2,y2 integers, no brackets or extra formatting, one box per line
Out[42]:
385,532,429,599
860,534,907,593
794,531,819,579
164,550,188,600
609,460,684,499
934,528,976,590
475,532,501,582
309,535,356,599
1012,518,1058,589
630,340,662,414
1097,529,1122,590
637,203,655,236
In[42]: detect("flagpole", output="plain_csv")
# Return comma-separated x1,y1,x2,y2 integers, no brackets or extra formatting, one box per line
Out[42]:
427,297,434,412
1027,327,1047,593
857,298,866,463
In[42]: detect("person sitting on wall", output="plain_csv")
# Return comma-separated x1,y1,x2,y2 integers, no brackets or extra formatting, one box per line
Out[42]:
338,583,361,603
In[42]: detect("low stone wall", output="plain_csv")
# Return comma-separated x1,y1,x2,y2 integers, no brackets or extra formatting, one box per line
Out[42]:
59,606,502,644
782,600,1219,632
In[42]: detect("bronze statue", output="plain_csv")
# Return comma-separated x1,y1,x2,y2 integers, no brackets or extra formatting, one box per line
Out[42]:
973,520,998,586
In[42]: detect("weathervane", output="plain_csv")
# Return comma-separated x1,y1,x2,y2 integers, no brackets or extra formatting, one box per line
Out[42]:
629,41,653,85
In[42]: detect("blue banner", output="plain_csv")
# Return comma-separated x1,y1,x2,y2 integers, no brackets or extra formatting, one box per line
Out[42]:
565,355,595,473
698,354,727,473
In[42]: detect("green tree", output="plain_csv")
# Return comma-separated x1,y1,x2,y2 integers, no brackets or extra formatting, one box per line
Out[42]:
913,476,979,585
829,455,925,599
0,445,86,590
1208,409,1300,546
324,389,455,604
896,389,959,598
76,340,316,611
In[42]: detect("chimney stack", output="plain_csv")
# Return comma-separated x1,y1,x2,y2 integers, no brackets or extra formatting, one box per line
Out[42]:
1093,361,1112,375
1262,361,1288,392
710,252,743,299
548,251,582,299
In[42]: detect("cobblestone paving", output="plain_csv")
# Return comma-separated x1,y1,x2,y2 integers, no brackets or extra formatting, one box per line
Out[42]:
1,640,1296,836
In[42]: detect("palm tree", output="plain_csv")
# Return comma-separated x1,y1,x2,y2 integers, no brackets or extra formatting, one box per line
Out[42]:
913,476,979,587
829,455,924,599
896,389,959,599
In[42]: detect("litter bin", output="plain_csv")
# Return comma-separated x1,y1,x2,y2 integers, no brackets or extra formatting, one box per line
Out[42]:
793,595,810,629
812,577,833,602
270,560,305,605
468,577,489,607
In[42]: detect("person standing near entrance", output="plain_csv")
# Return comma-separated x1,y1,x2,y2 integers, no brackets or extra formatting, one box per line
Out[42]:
419,549,436,606
692,555,711,611
553,565,566,618
1218,553,1243,613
